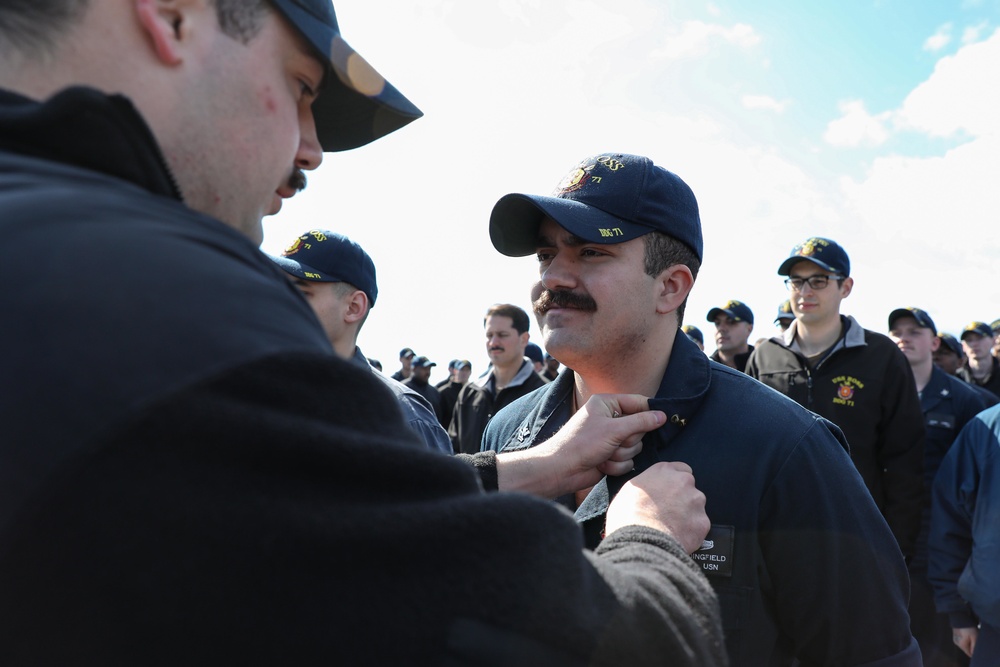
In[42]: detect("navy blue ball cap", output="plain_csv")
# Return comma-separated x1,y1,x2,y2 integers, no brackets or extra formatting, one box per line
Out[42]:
271,0,422,152
961,321,994,340
707,300,754,325
412,356,436,368
774,300,794,324
270,229,378,307
888,307,936,334
990,318,1000,334
489,153,702,261
937,333,963,356
681,325,704,345
524,342,545,364
778,237,850,276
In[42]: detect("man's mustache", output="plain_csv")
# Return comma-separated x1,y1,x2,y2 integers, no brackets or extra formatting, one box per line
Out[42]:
533,289,597,316
288,169,307,192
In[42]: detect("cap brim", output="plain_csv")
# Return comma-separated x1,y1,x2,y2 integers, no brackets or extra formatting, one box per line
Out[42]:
274,1,423,152
777,256,840,276
887,308,912,331
269,254,338,282
888,308,935,332
490,193,654,257
706,308,733,323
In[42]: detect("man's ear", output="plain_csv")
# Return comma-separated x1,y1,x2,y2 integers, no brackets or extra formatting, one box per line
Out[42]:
840,276,854,299
343,290,369,325
654,265,695,316
134,0,198,66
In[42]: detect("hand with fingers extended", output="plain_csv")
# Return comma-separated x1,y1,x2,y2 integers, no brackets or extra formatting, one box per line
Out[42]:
605,461,710,555
495,394,666,499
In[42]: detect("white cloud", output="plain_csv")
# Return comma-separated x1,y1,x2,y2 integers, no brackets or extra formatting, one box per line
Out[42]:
896,27,1000,138
962,21,990,45
651,21,761,60
836,133,1000,330
742,94,789,113
924,23,953,52
834,29,1000,332
823,100,892,147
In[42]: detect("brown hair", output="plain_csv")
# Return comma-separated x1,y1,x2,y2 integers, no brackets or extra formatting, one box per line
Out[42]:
0,0,268,57
484,304,530,335
642,232,701,326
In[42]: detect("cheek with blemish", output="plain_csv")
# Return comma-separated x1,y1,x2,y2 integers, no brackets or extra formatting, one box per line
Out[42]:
260,86,278,114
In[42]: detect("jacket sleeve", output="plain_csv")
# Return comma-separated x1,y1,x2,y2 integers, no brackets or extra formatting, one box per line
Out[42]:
447,384,466,452
876,346,926,560
928,418,981,628
587,527,728,666
744,345,760,379
0,353,726,666
455,451,499,491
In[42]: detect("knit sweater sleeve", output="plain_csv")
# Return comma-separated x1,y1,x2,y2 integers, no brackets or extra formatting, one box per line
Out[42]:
0,353,726,665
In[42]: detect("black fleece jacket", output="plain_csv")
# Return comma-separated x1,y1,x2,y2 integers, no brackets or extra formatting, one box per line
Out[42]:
746,316,925,559
0,86,726,665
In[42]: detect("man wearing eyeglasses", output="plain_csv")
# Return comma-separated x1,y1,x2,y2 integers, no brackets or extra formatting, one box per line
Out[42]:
746,237,925,564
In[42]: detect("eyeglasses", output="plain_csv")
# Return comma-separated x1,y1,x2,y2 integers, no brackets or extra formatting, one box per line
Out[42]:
784,275,843,291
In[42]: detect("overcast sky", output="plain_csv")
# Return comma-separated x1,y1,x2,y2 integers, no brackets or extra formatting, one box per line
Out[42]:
261,0,1000,383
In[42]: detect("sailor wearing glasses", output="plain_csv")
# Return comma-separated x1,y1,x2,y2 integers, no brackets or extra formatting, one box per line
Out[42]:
747,237,926,565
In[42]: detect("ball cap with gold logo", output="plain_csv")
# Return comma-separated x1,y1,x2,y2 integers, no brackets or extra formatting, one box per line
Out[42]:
681,325,704,345
707,300,754,325
775,300,795,324
777,237,850,276
271,0,422,151
961,321,994,340
888,307,937,334
270,229,378,306
489,153,702,261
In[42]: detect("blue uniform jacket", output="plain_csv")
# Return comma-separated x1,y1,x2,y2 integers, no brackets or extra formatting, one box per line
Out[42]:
352,347,452,455
484,332,920,666
930,403,1000,629
911,367,989,570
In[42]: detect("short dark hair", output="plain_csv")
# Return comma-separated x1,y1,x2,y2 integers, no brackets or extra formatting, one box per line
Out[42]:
484,304,530,335
213,0,270,43
642,232,701,326
0,0,267,57
0,0,88,56
331,280,371,329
